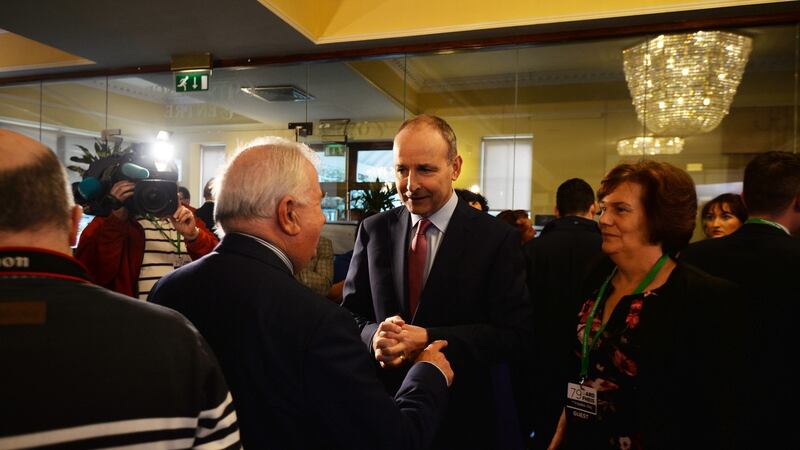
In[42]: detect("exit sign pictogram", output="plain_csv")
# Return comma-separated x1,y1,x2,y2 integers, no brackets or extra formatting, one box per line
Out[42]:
175,72,209,92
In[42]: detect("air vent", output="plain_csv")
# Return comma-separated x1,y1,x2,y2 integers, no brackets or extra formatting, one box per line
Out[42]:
240,85,315,102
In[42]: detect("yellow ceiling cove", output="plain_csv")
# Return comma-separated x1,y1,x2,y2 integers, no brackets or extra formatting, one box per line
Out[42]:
0,31,94,73
256,0,343,42
258,0,788,44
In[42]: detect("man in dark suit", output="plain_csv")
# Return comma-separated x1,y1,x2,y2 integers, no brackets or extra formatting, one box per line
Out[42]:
521,178,603,449
150,137,453,450
681,151,800,449
342,115,533,450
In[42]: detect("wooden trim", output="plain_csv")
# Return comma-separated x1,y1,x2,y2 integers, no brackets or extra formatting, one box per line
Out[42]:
1,8,798,85
346,141,394,151
0,63,170,85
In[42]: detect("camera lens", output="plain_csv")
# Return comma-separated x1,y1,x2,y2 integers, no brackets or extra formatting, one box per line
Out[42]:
134,180,177,217
142,187,166,209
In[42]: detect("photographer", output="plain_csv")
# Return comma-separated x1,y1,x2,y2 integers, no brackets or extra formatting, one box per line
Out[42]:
76,179,217,300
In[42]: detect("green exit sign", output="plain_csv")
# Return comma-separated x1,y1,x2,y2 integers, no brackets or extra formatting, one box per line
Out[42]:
175,71,209,92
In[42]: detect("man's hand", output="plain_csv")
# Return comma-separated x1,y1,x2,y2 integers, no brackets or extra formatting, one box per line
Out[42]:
109,180,135,221
397,323,429,358
373,316,404,367
415,340,454,386
170,205,199,241
373,316,429,368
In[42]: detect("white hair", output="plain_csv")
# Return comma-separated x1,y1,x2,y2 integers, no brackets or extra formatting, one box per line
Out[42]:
214,136,318,231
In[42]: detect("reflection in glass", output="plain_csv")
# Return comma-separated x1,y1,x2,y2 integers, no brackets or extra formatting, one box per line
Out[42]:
356,150,396,183
617,136,684,155
317,151,346,182
0,21,794,241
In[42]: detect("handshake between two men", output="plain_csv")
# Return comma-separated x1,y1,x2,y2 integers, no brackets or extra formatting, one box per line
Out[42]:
373,315,454,385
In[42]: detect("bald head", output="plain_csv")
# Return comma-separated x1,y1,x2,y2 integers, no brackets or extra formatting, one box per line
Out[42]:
0,129,77,248
0,129,51,168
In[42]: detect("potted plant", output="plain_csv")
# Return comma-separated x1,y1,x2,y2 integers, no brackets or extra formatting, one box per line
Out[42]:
67,139,131,176
352,178,397,213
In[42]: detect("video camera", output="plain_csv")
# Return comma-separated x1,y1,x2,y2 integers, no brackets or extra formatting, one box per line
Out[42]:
72,149,179,218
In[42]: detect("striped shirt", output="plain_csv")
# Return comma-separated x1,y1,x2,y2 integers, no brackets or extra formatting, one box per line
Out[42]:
0,394,240,449
138,218,189,301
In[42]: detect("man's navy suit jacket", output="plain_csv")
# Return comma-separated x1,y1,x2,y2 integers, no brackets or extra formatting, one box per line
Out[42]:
342,199,533,449
681,222,800,449
150,232,448,450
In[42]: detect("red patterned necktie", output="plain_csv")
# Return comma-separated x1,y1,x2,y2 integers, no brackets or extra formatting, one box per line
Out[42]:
407,218,432,316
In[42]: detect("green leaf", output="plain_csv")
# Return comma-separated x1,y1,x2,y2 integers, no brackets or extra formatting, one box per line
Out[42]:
69,155,93,163
66,165,86,176
352,178,397,212
69,137,129,175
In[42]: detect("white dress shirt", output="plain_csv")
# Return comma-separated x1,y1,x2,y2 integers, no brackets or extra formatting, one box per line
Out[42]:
408,190,459,289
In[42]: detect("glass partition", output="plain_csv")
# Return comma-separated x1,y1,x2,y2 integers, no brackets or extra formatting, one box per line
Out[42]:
1,22,797,240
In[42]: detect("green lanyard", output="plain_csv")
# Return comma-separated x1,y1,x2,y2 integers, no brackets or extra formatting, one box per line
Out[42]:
580,253,669,379
745,218,789,235
147,216,183,256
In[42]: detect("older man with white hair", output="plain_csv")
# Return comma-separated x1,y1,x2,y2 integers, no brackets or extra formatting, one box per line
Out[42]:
150,137,453,450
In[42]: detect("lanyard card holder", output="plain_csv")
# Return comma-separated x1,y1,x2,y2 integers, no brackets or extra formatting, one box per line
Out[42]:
566,381,597,422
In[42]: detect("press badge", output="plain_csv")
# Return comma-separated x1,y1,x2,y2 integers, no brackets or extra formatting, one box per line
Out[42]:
173,254,192,268
566,382,597,421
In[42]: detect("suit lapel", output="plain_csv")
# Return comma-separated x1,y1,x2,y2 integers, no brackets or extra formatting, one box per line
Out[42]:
389,208,411,317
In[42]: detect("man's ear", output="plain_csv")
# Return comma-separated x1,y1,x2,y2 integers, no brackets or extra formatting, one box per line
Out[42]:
276,195,301,236
68,205,83,247
588,203,597,218
451,155,463,180
553,206,560,218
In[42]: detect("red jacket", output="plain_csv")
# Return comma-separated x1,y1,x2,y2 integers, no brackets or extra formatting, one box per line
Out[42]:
75,213,218,297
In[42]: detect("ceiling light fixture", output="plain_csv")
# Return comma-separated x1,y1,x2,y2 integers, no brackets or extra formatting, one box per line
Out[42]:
617,136,684,156
623,31,752,135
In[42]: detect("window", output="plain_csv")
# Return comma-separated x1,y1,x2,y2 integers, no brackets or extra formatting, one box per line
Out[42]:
317,144,347,182
200,145,226,198
356,150,395,183
481,136,533,211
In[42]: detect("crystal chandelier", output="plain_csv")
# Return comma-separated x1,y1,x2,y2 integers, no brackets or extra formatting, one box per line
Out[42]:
617,136,684,156
623,31,752,136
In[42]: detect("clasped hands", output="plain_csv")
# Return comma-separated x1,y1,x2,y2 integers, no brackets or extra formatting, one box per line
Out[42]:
372,315,430,368
372,316,454,386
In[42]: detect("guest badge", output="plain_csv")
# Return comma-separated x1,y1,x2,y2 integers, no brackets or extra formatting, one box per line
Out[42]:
566,381,597,421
